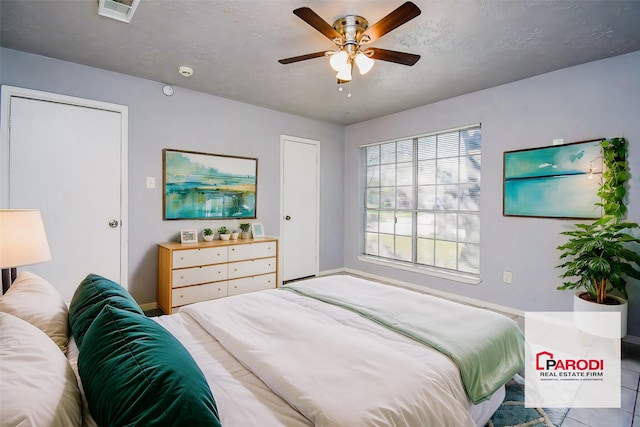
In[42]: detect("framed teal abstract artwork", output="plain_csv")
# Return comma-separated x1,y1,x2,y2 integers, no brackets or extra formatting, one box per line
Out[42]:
163,149,257,220
503,139,603,219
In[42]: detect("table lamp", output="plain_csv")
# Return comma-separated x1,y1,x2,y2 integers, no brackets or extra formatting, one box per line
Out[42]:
0,209,52,293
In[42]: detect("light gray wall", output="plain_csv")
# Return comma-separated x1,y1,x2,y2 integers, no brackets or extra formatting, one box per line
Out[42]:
344,50,640,335
0,48,345,305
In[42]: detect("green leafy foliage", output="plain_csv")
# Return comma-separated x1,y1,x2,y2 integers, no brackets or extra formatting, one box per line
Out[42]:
557,215,640,302
239,223,251,232
556,137,640,304
217,226,229,234
598,137,628,217
203,228,213,236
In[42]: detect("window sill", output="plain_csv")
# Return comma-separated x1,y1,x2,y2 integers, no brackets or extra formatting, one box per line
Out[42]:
356,255,481,285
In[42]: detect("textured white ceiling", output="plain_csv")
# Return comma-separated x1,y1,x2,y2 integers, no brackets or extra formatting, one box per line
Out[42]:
2,0,640,125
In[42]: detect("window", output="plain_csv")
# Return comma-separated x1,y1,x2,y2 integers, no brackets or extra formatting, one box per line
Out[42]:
363,125,481,276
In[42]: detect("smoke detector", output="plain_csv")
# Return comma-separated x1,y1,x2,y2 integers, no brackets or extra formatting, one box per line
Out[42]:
97,0,140,23
178,66,194,77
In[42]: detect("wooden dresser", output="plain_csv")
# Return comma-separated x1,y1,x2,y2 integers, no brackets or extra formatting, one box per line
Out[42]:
157,237,278,314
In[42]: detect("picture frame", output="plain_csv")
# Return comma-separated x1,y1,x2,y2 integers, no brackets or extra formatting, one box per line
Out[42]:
180,229,198,244
251,222,265,238
163,149,258,220
503,139,604,219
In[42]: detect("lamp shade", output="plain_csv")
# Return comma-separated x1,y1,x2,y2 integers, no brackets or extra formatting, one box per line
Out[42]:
355,52,375,75
0,210,52,268
329,50,349,72
336,62,353,81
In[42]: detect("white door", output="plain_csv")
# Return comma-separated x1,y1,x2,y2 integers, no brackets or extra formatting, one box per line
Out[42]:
2,87,128,301
280,136,319,283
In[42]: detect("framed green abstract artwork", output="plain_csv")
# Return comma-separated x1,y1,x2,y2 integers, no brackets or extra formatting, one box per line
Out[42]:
503,139,603,219
163,149,257,220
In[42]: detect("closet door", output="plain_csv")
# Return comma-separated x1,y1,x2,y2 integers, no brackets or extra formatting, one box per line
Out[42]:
281,136,319,283
3,88,128,300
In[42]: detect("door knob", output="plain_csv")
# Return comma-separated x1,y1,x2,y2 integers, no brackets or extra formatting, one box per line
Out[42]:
108,219,119,228
285,215,291,221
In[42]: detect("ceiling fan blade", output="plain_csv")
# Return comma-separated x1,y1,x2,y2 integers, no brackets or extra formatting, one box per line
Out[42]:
363,2,421,43
293,7,341,41
278,51,327,64
367,48,420,66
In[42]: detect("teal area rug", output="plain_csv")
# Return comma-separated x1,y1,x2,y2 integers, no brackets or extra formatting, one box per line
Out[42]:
486,375,569,427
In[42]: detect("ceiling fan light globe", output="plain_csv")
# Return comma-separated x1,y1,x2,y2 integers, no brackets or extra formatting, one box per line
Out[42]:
355,52,375,75
336,63,352,81
329,50,349,71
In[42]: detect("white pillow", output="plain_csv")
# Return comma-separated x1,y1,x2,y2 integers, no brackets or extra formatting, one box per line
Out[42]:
0,271,69,352
0,312,82,427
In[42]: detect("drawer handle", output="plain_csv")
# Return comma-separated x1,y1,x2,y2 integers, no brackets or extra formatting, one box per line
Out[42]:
180,294,183,299
234,268,238,272
232,248,235,251
217,288,221,291
180,257,184,260
234,285,237,289
180,276,184,279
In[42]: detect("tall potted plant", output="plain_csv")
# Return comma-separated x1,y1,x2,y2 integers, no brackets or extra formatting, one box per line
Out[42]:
556,137,640,337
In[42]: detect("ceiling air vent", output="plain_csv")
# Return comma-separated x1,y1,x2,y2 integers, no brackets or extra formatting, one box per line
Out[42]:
97,0,140,23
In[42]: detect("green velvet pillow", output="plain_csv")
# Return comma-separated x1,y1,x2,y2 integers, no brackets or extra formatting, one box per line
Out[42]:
78,305,221,427
69,274,144,348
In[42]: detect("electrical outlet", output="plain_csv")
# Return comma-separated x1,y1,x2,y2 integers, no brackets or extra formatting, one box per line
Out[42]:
146,177,155,189
502,271,513,284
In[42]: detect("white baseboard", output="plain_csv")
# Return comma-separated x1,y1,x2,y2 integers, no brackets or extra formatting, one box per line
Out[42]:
318,267,347,276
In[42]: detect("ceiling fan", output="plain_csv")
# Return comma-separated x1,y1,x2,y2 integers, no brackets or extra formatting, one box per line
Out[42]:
278,2,421,83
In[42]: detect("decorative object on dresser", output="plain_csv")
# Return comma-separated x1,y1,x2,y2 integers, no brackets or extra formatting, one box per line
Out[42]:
202,228,214,242
239,223,251,239
180,229,198,244
217,226,231,240
230,230,240,240
251,222,265,238
157,238,278,314
0,209,52,293
163,149,257,220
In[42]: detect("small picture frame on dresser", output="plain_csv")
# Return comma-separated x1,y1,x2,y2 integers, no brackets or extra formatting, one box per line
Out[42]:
180,229,198,244
251,223,265,238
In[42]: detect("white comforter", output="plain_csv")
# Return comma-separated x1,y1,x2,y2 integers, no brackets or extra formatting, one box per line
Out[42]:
182,286,476,427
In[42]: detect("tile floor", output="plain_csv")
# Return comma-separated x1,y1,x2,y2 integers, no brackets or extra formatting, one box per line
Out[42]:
506,312,640,427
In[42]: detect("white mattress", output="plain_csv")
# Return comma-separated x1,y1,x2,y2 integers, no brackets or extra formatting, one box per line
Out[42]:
153,288,505,427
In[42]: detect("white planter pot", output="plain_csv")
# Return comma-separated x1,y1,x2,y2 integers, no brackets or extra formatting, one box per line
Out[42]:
203,234,214,242
230,232,239,240
219,234,231,241
573,292,627,338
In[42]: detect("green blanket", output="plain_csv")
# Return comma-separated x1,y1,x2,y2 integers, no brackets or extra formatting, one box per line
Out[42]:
284,276,525,404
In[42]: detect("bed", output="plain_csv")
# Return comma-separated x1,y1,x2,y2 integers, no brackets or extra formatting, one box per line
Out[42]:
0,272,524,427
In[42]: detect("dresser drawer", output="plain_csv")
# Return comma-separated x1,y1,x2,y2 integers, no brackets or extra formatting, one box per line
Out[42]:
228,274,276,296
228,242,276,261
172,282,228,308
172,265,227,288
173,247,227,268
229,257,276,279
